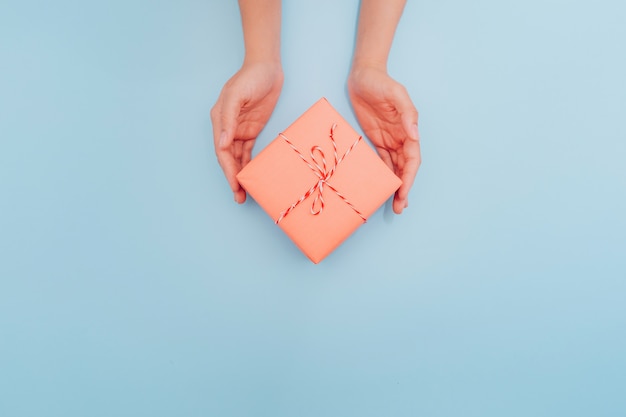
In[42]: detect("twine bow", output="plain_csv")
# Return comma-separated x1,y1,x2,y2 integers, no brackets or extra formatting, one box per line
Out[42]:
275,123,366,224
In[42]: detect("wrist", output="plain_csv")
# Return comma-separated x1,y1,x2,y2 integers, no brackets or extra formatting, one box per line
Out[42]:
241,57,283,77
349,61,388,87
242,33,281,66
350,58,388,75
243,50,281,67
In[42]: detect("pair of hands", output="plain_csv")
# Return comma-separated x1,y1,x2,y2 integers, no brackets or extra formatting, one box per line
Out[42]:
211,61,420,214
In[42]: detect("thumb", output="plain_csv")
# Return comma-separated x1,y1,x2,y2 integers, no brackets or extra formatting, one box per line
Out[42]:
213,93,247,204
394,84,421,213
394,86,419,141
217,93,243,150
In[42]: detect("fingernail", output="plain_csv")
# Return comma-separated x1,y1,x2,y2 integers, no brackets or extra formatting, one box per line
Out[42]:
219,131,227,147
410,124,419,140
404,200,409,208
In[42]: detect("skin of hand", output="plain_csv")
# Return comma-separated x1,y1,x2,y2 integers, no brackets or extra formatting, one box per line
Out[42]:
348,65,420,214
349,0,420,214
211,62,283,203
212,0,282,203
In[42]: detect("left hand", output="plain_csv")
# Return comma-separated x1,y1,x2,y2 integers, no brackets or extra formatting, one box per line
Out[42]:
211,60,284,203
348,65,421,214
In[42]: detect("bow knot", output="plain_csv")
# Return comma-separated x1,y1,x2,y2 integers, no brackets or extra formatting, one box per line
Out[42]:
275,124,366,224
308,144,332,215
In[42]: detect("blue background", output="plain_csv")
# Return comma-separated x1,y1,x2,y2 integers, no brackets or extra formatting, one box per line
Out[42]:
1,1,625,416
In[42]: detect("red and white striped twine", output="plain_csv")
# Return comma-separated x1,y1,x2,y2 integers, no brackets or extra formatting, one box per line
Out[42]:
275,123,367,224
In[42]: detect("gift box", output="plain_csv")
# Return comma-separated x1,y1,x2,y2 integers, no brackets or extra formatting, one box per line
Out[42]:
236,98,402,263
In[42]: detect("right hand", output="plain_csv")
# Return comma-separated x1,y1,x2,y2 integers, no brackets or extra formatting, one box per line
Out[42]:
348,64,421,214
211,61,283,203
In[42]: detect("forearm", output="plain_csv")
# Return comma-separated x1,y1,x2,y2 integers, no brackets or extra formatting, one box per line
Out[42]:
352,0,406,71
238,0,282,65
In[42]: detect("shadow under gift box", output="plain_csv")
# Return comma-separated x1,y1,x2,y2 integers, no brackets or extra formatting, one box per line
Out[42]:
236,98,402,264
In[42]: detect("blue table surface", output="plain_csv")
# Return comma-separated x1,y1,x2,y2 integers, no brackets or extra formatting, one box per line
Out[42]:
1,1,625,416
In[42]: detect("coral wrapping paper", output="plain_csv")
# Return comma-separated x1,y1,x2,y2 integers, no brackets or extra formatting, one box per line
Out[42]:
236,98,402,263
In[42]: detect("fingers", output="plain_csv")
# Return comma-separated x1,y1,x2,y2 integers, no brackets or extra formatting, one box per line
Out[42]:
393,129,421,214
242,140,255,168
217,92,243,150
393,83,420,214
211,93,247,203
395,88,419,143
219,149,247,203
376,146,394,172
